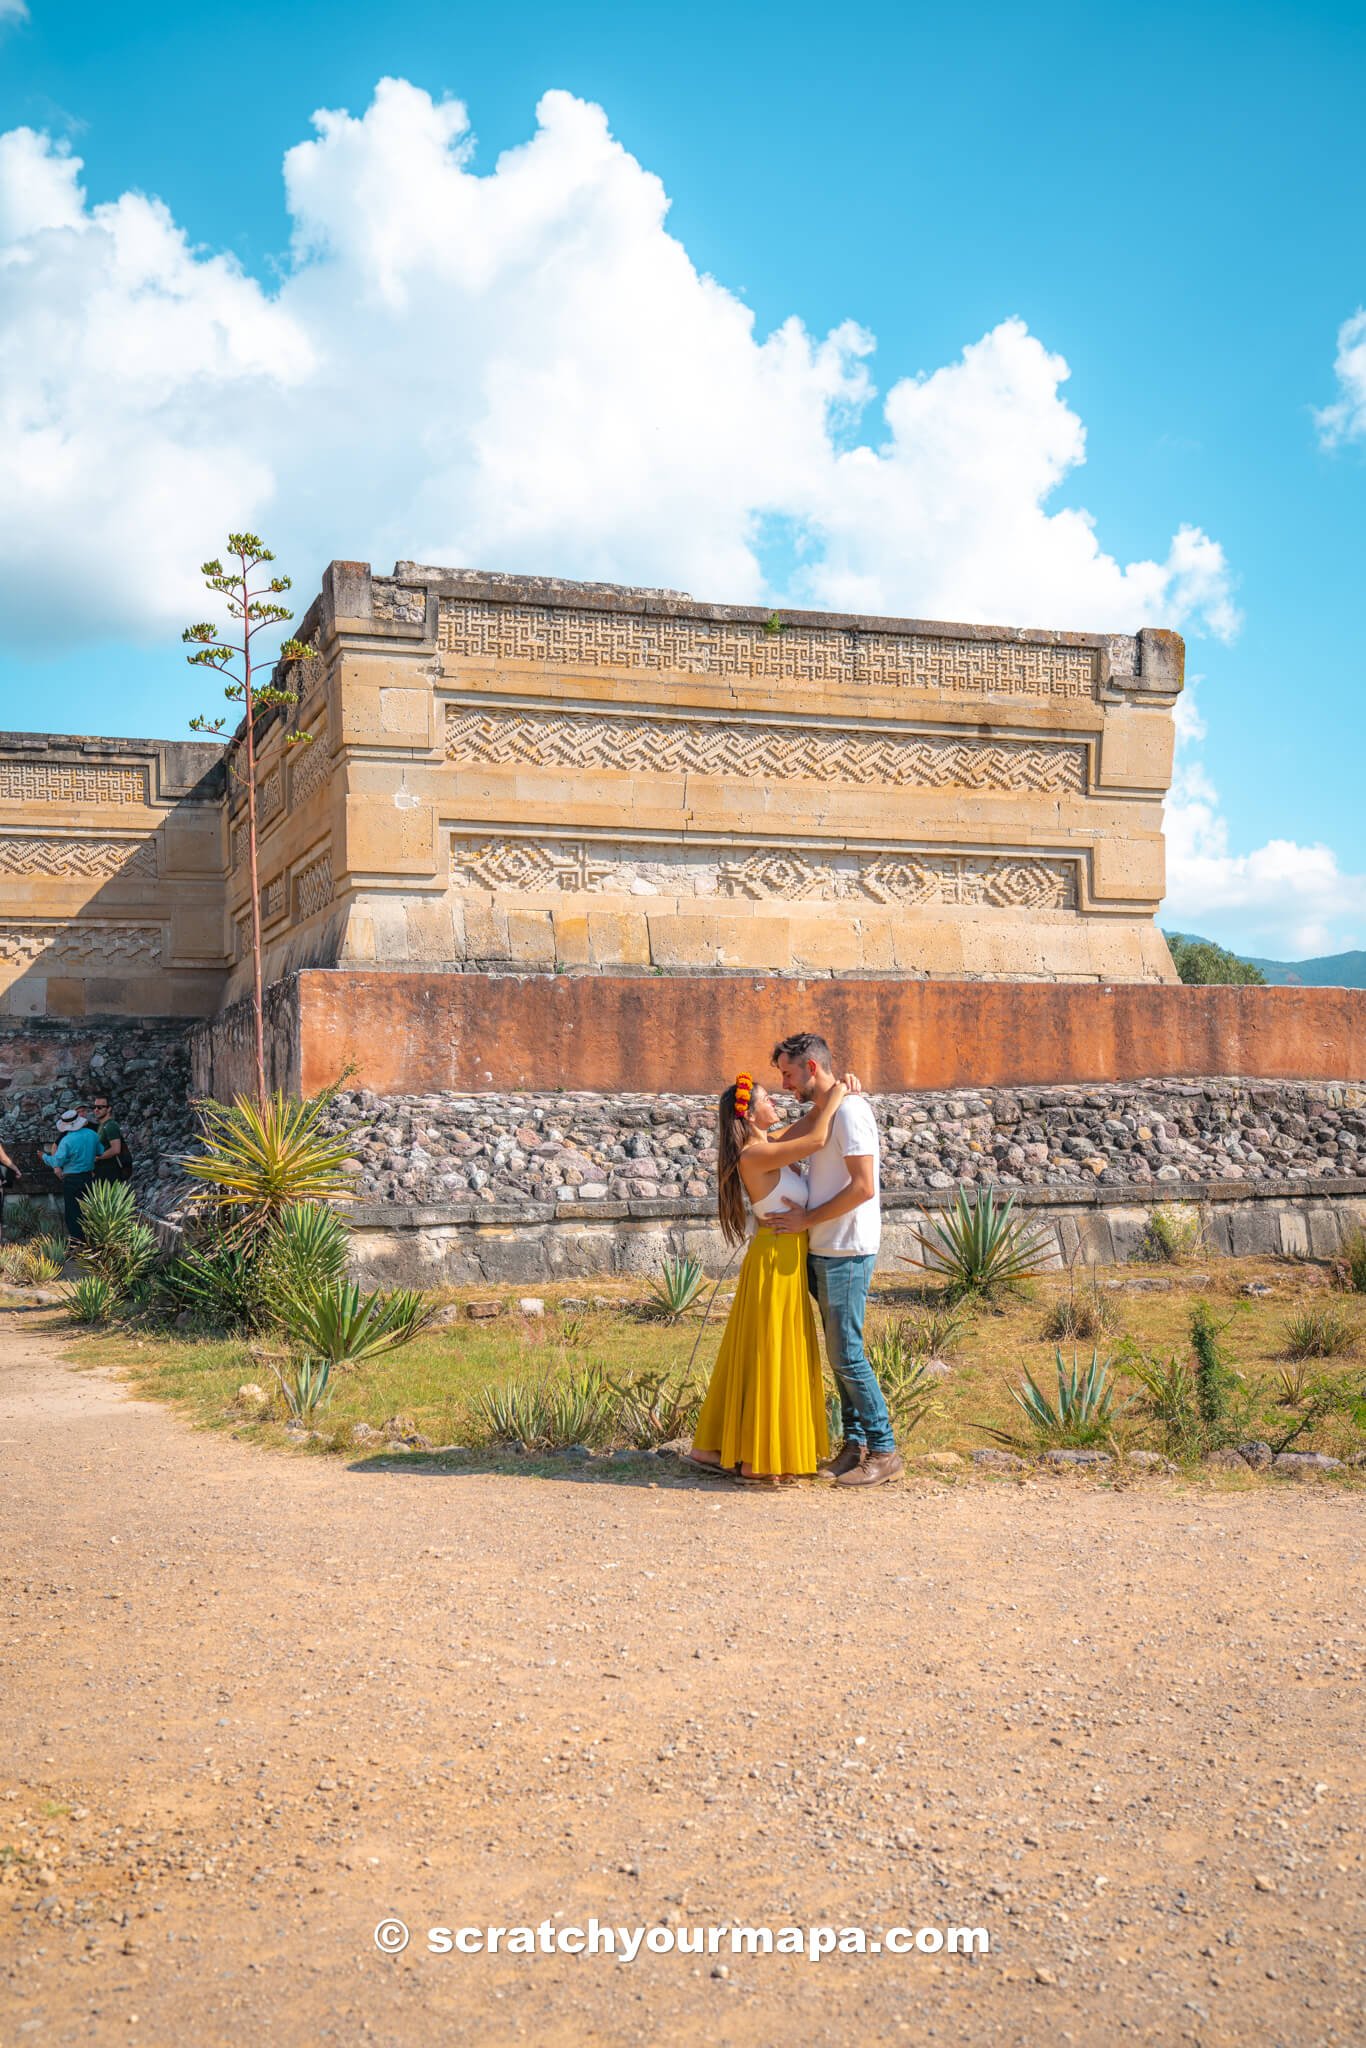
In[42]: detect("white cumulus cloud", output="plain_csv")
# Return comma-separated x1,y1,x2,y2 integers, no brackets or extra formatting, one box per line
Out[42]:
0,76,1237,654
1317,307,1366,445
0,1,30,25
1163,683,1366,959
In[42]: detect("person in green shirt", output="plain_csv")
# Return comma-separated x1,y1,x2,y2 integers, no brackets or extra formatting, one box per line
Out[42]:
91,1094,131,1184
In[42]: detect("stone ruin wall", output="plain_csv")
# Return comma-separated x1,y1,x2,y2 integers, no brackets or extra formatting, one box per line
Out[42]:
223,560,1184,996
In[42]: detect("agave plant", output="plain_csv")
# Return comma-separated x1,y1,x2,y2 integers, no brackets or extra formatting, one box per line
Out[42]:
76,1180,159,1292
1125,1350,1202,1460
279,1279,433,1368
67,1272,119,1324
17,1240,65,1284
184,1090,357,1239
277,1355,333,1425
981,1347,1119,1449
159,1243,264,1329
2,1196,44,1241
649,1255,705,1323
608,1366,704,1447
906,1188,1054,1301
466,1366,616,1451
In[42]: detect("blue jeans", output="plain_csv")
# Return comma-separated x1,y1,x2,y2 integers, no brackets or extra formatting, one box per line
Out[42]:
809,1253,896,1453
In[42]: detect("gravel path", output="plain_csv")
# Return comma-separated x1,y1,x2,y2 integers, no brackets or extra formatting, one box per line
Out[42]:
2,1307,1363,2046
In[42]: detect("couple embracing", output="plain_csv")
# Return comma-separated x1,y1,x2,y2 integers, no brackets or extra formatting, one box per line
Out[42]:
686,1032,902,1489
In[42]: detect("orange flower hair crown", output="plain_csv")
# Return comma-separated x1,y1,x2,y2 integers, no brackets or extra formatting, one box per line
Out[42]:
732,1072,754,1120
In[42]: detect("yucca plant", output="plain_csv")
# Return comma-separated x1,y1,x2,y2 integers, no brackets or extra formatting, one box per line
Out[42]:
184,1089,356,1240
982,1348,1119,1449
906,1188,1054,1302
76,1181,159,1293
279,1279,433,1368
258,1201,350,1319
67,1272,119,1324
649,1255,705,1323
1274,1359,1313,1408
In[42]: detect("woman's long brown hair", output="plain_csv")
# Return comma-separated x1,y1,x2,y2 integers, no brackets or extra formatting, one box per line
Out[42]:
716,1083,750,1247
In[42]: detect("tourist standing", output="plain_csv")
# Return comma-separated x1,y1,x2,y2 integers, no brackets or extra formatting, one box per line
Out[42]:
92,1094,132,1183
42,1113,101,1243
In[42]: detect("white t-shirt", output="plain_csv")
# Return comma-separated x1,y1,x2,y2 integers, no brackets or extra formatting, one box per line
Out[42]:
805,1096,881,1256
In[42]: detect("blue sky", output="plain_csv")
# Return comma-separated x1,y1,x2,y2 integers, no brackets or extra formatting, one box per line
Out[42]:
1,0,1364,956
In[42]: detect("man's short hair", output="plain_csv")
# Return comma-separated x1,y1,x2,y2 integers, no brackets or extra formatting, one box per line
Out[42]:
771,1032,833,1071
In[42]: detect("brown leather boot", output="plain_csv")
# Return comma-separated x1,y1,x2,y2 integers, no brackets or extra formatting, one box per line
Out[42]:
817,1442,866,1479
835,1448,904,1487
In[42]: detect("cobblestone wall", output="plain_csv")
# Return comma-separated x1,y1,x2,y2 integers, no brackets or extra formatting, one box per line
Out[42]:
0,1019,196,1190
324,1079,1366,1210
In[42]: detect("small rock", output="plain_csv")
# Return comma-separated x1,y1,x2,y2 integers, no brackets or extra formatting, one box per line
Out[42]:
1234,1441,1274,1470
1034,1966,1057,1985
920,1451,964,1470
971,1449,1027,1471
560,1298,588,1312
1242,1281,1276,1298
1273,1451,1344,1475
611,1447,643,1462
1203,1449,1250,1471
427,1303,463,1327
559,1445,593,1462
1042,1448,1113,1467
465,1300,502,1320
1252,1874,1276,1894
233,1382,271,1416
517,1297,546,1317
350,1421,383,1445
1125,1450,1176,1472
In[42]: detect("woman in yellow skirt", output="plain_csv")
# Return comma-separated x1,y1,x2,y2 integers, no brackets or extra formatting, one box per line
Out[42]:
686,1072,848,1483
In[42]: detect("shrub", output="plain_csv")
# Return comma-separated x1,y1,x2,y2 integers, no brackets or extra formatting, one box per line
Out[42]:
67,1273,119,1324
1040,1280,1120,1342
1274,1360,1313,1408
1127,1351,1204,1461
648,1255,705,1323
76,1181,159,1294
906,1189,1054,1302
1190,1299,1239,1430
1139,1203,1205,1263
184,1089,357,1241
984,1348,1120,1450
278,1279,434,1368
1281,1303,1358,1361
1337,1230,1366,1294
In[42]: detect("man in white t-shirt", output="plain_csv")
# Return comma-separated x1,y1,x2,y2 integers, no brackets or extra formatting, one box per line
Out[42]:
766,1031,901,1487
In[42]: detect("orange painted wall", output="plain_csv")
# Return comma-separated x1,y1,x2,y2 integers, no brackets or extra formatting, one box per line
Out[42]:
294,972,1366,1096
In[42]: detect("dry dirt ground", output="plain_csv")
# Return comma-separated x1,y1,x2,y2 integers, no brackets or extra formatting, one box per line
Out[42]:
2,1305,1363,2048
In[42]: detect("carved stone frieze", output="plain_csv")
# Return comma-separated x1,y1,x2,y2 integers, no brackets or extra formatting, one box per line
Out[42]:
0,835,157,879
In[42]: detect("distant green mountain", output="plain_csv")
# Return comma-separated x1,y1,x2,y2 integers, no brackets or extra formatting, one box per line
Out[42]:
1244,950,1366,989
1165,933,1366,989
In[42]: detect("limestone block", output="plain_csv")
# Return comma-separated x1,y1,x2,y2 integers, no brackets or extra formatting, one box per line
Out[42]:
587,911,652,968
343,796,438,878
857,921,899,971
404,899,464,965
551,910,593,967
715,915,793,972
464,903,511,963
645,913,722,968
1091,833,1164,905
892,921,966,977
507,910,557,968
789,912,862,972
1096,708,1175,793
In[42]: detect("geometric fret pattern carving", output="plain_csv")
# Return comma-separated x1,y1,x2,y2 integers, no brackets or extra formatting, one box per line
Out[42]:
230,818,246,872
0,761,150,806
439,601,1099,701
0,923,162,967
450,835,1078,912
288,725,332,810
0,835,157,878
445,706,1087,795
292,848,333,920
260,872,287,923
259,765,283,826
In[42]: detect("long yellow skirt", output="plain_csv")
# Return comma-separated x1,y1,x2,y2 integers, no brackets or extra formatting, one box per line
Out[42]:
692,1228,830,1476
